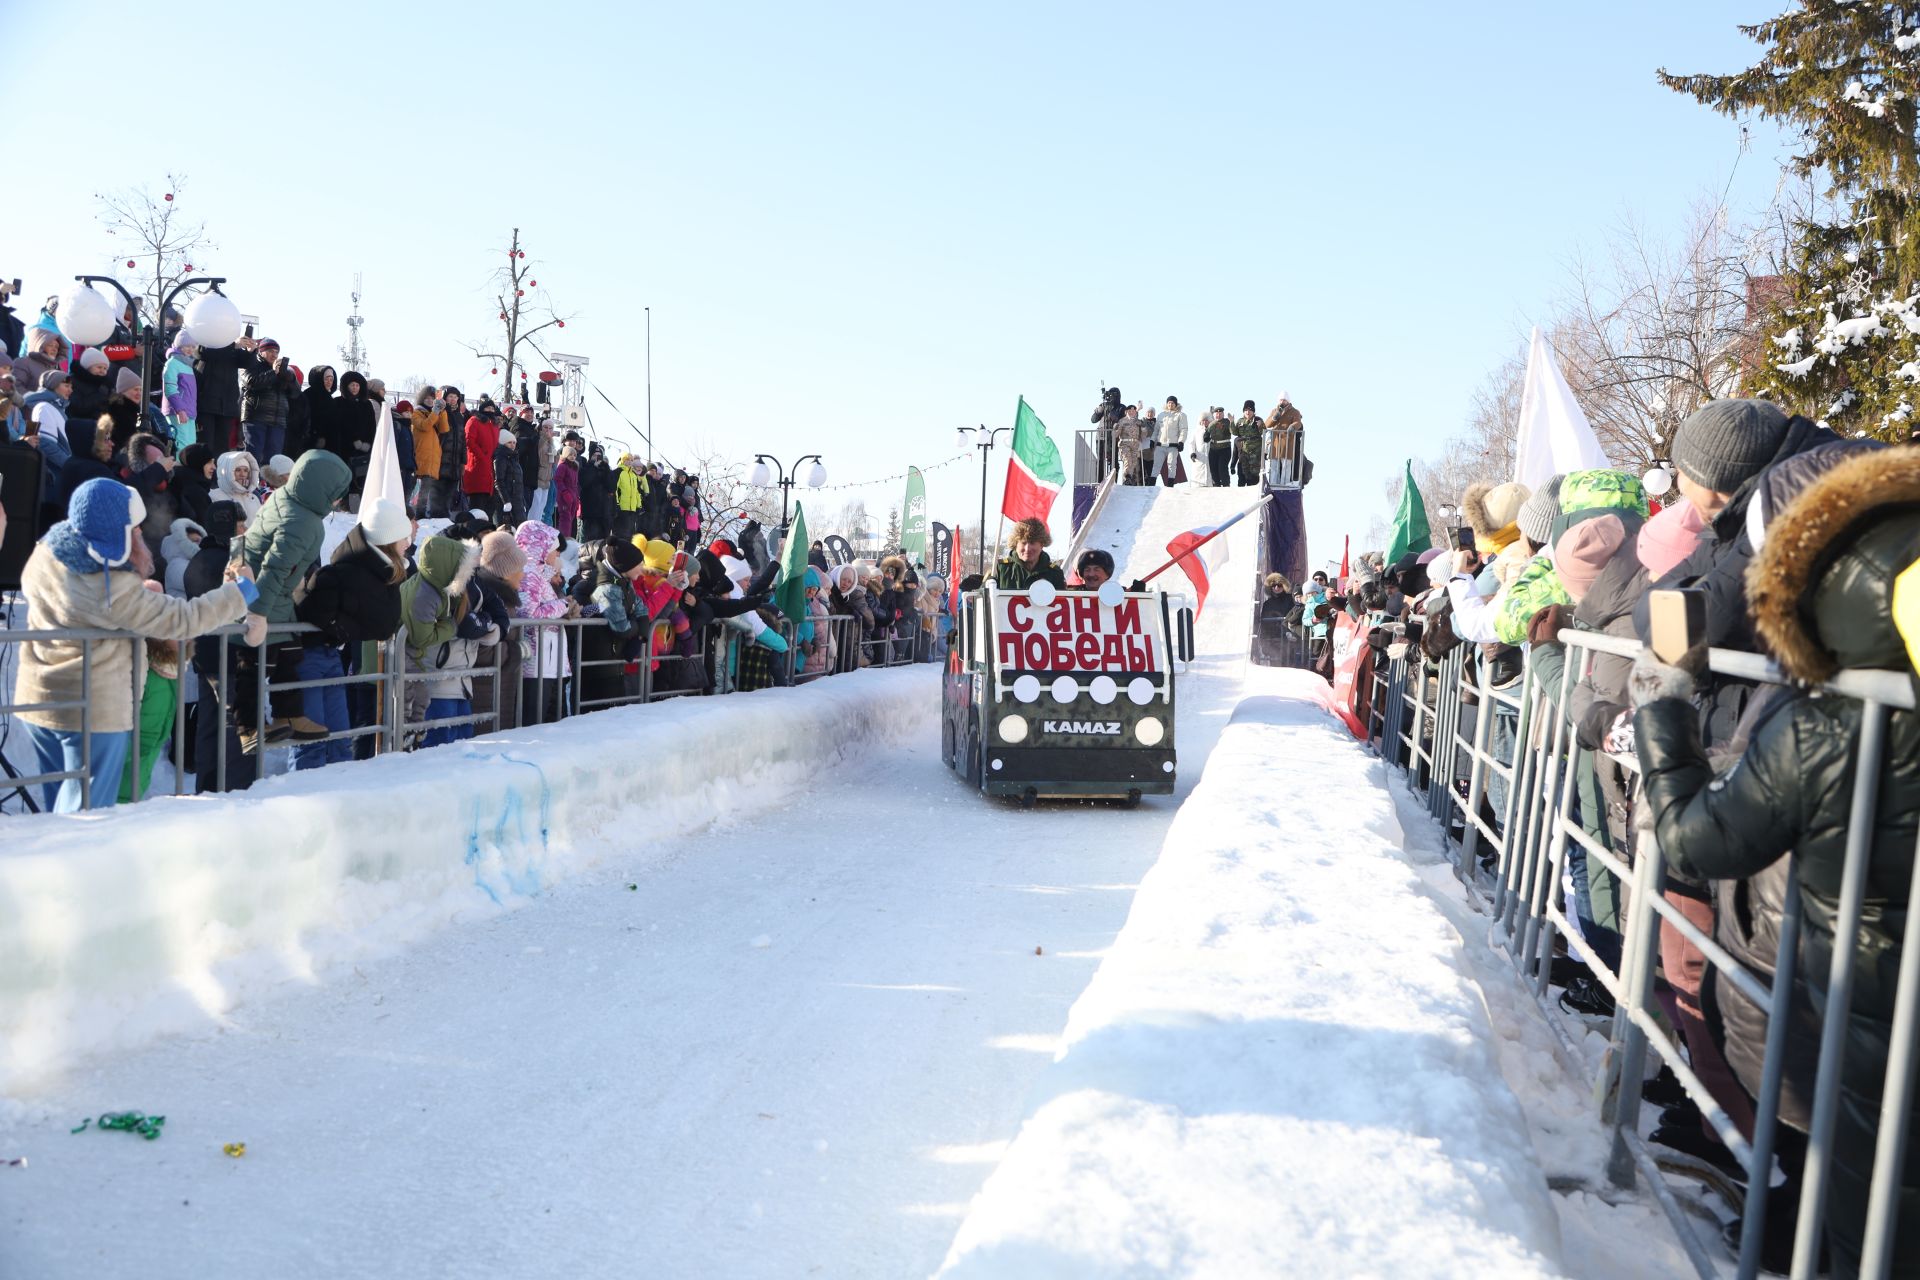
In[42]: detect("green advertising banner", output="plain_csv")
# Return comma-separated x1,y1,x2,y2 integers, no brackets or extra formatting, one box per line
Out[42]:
901,466,928,562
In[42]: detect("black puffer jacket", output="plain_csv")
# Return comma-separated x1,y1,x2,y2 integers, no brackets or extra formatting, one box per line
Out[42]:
196,343,247,419
299,366,338,461
296,529,404,646
241,353,294,428
1637,449,1920,1279
332,371,377,461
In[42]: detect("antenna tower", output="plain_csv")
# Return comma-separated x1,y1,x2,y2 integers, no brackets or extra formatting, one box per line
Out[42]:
341,272,367,371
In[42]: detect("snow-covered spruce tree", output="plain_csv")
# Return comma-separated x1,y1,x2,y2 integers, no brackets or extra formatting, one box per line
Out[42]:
1662,3,1920,440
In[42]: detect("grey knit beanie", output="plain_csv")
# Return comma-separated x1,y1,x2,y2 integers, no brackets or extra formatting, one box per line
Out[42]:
1671,399,1790,493
1516,474,1564,546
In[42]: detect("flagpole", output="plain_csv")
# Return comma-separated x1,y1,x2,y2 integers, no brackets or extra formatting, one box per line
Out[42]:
1138,495,1270,583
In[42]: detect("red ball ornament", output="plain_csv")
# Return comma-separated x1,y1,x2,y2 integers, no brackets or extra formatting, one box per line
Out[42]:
164,193,174,202
557,320,566,328
127,260,137,268
184,264,193,271
528,280,537,288
499,312,507,320
491,367,499,375
516,289,524,297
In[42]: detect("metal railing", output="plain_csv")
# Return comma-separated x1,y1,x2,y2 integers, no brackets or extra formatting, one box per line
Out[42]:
1362,624,1920,1279
0,600,908,815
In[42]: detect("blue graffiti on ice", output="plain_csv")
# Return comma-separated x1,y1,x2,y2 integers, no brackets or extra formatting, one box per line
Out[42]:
462,751,556,903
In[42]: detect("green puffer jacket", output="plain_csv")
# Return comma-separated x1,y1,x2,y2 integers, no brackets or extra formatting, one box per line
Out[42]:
240,451,352,623
1639,456,1920,1280
1494,554,1570,646
993,551,1066,590
400,535,480,657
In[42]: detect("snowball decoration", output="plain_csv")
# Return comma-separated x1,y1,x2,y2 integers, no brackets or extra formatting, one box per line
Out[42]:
1011,674,1041,703
1048,675,1078,703
1127,677,1155,705
1096,580,1124,608
1088,675,1117,705
1027,579,1058,609
57,282,119,346
182,290,244,349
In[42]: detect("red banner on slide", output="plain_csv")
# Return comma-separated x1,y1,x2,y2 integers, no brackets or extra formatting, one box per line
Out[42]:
1328,613,1368,739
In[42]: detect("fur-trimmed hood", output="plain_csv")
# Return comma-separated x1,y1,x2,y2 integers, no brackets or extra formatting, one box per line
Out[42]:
1463,480,1529,553
1749,448,1920,683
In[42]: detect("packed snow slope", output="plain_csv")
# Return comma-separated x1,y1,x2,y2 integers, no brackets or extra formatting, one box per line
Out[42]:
0,668,930,1092
0,555,1265,1277
1072,484,1265,659
937,669,1567,1279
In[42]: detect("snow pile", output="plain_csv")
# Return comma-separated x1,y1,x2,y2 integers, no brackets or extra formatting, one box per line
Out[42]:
0,667,934,1093
937,674,1564,1278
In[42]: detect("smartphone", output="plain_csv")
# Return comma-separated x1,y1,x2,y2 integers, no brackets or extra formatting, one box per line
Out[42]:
1454,526,1475,551
244,322,254,339
1648,587,1706,664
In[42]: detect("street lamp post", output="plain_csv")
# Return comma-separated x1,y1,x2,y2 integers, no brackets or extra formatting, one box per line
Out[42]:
956,423,1013,577
74,274,235,438
644,306,652,467
748,452,827,537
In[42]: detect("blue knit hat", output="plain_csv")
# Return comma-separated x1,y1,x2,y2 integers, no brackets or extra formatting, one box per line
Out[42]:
68,478,145,570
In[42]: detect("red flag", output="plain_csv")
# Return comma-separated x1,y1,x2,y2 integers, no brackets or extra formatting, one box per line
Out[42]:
950,530,964,615
1163,522,1232,616
1339,535,1350,591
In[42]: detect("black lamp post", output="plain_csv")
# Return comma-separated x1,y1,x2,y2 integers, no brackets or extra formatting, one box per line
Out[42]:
956,424,1012,576
749,452,826,535
75,273,229,437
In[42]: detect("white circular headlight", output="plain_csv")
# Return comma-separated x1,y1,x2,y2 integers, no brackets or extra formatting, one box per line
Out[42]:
991,758,1004,771
1088,675,1117,705
998,715,1029,743
1127,677,1155,706
1049,676,1078,703
1134,716,1164,746
1012,674,1041,703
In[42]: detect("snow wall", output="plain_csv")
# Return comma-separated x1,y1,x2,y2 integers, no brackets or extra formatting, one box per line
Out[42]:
0,667,935,1094
937,673,1565,1278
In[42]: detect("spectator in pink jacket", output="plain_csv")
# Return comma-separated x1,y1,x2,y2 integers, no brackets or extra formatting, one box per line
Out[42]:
512,519,574,723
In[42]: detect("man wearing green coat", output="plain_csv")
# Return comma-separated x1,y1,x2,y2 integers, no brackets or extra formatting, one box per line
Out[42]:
239,450,352,747
993,518,1067,590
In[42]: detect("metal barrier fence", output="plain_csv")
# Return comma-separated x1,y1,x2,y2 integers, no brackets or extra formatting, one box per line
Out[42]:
1364,627,1920,1279
0,603,939,815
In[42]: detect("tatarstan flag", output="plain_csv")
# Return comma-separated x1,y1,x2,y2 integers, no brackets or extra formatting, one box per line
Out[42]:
1001,397,1065,525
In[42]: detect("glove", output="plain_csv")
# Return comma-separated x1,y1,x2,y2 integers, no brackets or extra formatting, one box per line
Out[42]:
1604,709,1636,755
1629,649,1701,708
1526,603,1572,647
243,613,270,647
757,629,789,653
1451,549,1479,578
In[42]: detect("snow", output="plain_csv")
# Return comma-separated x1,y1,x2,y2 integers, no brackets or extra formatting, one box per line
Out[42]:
1,482,1696,1277
0,667,932,1093
937,676,1568,1278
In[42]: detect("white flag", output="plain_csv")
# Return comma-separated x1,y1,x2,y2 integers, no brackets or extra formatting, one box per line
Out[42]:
1513,327,1610,488
364,399,409,513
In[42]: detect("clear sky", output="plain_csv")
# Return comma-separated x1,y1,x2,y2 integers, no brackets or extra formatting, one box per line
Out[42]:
12,1,1785,571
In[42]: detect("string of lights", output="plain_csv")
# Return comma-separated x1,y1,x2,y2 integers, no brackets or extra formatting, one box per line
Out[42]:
800,451,973,493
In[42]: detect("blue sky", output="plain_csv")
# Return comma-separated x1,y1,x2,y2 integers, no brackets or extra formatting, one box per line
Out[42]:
13,1,1786,569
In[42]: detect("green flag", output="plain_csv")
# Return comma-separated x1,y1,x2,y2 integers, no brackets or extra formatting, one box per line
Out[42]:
901,467,927,561
775,501,811,627
1386,460,1431,565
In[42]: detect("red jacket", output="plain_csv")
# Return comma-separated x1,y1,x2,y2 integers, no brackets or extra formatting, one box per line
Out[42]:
461,413,499,494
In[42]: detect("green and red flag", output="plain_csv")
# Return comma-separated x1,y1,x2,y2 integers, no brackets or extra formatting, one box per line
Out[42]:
1000,397,1065,525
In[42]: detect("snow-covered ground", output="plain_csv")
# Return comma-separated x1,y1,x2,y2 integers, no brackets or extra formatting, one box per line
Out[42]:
0,485,1692,1278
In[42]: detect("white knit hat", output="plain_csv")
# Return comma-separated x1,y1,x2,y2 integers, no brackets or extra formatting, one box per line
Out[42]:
358,497,412,547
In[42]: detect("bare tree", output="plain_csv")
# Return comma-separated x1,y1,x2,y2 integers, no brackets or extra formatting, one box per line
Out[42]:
462,228,573,404
1557,200,1778,466
95,173,216,326
680,438,780,539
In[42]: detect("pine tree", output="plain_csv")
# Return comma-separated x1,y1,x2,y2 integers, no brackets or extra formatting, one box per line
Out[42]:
884,505,902,553
1662,4,1920,440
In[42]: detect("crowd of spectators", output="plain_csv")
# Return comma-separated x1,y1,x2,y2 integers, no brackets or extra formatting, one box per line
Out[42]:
1088,387,1307,488
1313,399,1916,1275
0,306,953,818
